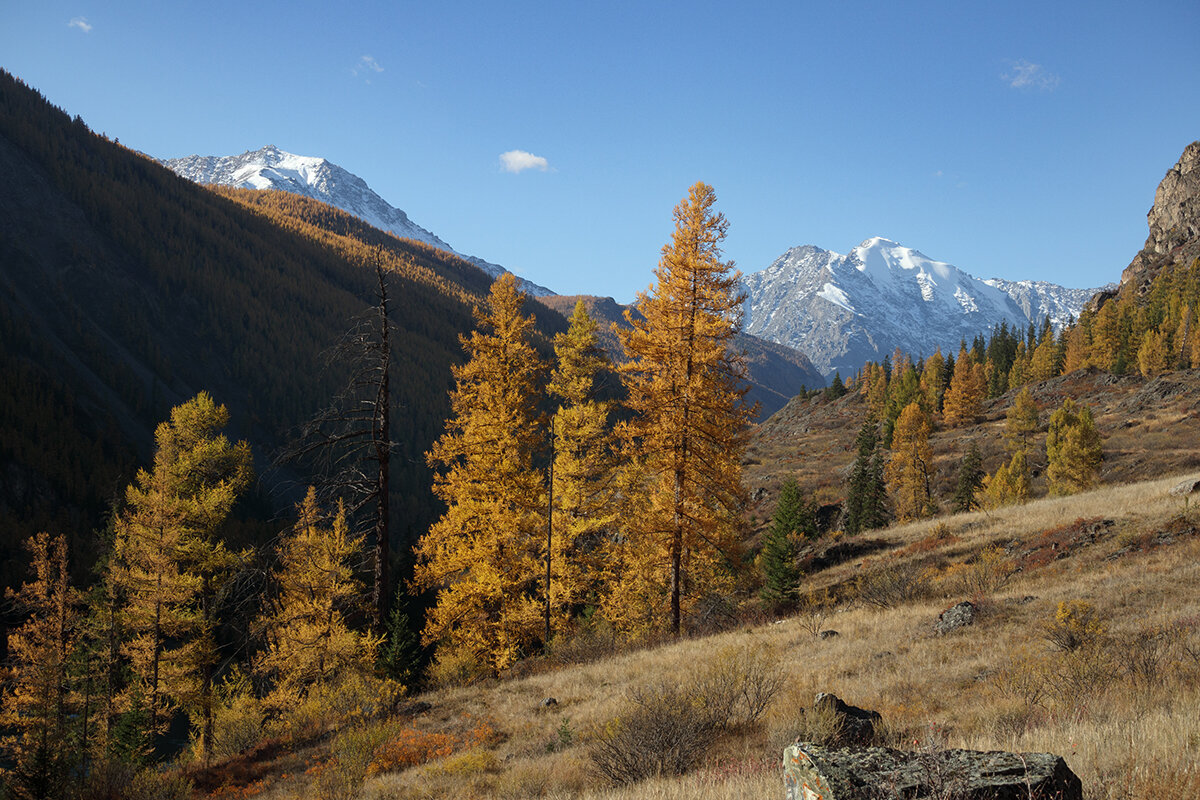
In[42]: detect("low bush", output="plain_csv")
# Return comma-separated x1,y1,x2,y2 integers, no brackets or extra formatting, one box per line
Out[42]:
317,723,400,800
190,669,264,763
123,769,193,800
590,645,782,785
795,589,833,637
855,560,933,609
1042,599,1105,652
368,717,497,776
428,646,491,689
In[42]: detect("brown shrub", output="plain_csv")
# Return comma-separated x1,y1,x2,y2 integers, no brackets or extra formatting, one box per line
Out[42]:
590,645,782,785
855,560,934,609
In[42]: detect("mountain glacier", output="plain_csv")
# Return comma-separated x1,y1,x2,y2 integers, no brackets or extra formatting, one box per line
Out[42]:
742,237,1109,379
160,145,553,297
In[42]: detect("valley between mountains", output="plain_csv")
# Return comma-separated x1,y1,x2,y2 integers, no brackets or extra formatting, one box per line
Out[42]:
2,64,1200,800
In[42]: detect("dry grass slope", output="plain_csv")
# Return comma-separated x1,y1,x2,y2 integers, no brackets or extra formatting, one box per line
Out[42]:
216,471,1200,800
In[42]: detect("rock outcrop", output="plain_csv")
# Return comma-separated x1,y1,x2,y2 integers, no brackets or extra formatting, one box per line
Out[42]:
783,743,1083,800
813,693,881,746
935,600,976,635
1119,140,1200,298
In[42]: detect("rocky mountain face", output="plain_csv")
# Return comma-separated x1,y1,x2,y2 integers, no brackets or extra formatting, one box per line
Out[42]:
536,295,826,420
742,237,1103,379
161,145,553,297
1119,140,1200,297
980,278,1108,330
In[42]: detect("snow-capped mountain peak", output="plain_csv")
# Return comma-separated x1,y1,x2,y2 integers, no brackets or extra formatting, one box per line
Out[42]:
160,146,553,297
743,236,1107,379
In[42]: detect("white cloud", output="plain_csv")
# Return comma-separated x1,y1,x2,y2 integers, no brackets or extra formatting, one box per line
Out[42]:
352,55,384,78
1003,60,1060,91
68,16,92,33
500,149,550,174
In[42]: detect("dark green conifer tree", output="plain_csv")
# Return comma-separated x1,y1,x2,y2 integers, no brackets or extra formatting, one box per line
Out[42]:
953,442,985,512
845,417,888,534
823,371,847,401
759,478,813,608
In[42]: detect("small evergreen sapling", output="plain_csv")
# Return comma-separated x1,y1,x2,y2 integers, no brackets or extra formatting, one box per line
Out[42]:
953,442,985,512
759,479,815,607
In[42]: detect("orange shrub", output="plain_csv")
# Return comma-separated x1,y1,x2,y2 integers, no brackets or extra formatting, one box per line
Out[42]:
367,728,457,774
366,718,498,776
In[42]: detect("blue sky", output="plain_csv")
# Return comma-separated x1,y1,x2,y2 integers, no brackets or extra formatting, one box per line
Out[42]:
3,1,1198,303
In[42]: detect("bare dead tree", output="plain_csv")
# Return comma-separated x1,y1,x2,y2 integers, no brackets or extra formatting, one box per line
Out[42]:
277,247,396,628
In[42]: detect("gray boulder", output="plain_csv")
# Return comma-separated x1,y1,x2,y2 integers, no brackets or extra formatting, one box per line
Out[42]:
1169,476,1200,497
783,743,1082,800
935,601,976,635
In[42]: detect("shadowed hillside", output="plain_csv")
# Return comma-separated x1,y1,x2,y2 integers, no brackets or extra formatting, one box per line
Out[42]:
0,68,565,588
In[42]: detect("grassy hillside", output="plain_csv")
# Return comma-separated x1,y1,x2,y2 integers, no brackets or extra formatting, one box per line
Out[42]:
175,468,1200,799
745,367,1200,527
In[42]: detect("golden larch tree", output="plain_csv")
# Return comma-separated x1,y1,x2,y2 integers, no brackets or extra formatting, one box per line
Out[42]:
885,401,933,521
613,182,752,638
1137,327,1171,376
254,488,380,715
919,347,946,412
1046,398,1103,495
1007,340,1031,388
982,450,1033,508
107,392,252,744
1029,335,1061,381
942,346,983,426
414,273,548,671
546,300,619,638
1005,387,1039,456
0,533,79,800
1060,323,1092,375
1173,305,1193,368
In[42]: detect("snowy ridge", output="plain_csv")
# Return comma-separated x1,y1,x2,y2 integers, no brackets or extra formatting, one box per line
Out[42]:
160,146,553,297
981,277,1116,330
743,237,1107,379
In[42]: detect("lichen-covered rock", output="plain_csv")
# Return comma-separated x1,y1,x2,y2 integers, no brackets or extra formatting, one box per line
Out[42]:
813,694,880,746
935,600,976,635
1169,476,1200,497
782,743,1082,800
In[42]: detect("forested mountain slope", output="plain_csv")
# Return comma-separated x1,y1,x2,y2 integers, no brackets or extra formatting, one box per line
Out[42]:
0,69,563,589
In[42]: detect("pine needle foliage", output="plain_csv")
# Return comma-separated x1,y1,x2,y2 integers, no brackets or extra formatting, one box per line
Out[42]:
1046,398,1103,495
845,417,888,535
952,442,985,513
758,479,813,608
611,182,751,638
415,274,549,672
0,533,79,800
547,301,620,636
254,488,380,715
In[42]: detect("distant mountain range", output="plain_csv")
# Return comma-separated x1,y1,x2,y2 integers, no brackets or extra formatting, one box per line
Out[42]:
742,237,1111,378
160,145,554,297
535,295,826,420
163,145,829,409
160,148,1113,392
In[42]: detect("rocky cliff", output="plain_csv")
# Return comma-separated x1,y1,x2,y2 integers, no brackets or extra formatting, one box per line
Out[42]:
1119,140,1200,296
